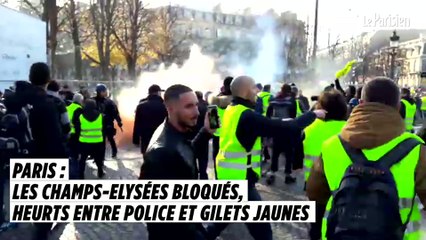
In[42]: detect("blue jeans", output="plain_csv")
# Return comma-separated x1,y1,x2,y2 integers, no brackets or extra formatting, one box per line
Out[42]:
206,185,273,240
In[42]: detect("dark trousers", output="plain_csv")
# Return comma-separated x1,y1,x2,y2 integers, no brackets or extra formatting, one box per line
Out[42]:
68,135,80,180
196,142,209,180
309,203,326,240
33,223,53,240
0,159,6,224
271,138,294,175
206,185,273,240
212,136,220,179
78,142,105,179
262,138,271,160
105,133,117,156
293,135,304,170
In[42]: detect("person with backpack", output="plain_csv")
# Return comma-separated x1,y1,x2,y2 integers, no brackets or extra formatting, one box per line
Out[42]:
20,63,68,240
265,83,300,185
307,77,426,240
0,88,32,233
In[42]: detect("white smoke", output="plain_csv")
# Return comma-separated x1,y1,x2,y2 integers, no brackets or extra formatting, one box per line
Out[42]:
230,14,287,89
116,45,222,119
246,16,286,85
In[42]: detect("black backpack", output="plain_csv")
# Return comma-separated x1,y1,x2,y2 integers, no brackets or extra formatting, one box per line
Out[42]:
326,136,421,240
0,106,32,160
270,100,293,120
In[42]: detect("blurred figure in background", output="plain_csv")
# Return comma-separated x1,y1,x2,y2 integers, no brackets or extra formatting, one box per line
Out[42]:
209,76,233,179
421,92,426,119
349,86,363,112
66,93,84,179
292,86,306,116
59,84,74,105
195,91,209,179
204,91,212,103
74,99,105,179
298,89,310,111
400,87,416,133
93,84,122,158
255,83,262,94
133,84,167,155
47,80,71,140
256,84,273,163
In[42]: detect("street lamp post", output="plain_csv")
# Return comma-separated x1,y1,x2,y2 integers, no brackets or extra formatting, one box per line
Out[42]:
389,30,400,81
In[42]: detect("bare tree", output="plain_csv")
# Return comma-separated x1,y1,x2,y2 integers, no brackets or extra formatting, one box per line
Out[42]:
328,37,340,60
22,0,65,77
148,5,189,66
62,0,84,79
84,0,118,81
112,0,147,80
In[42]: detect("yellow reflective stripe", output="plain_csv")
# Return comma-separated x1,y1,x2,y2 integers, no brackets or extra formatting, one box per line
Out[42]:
221,150,262,159
406,221,421,234
81,128,103,132
217,161,261,170
80,135,103,138
304,154,318,160
400,198,414,209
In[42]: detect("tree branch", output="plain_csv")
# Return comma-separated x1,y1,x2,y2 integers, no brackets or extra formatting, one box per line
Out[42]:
22,0,43,17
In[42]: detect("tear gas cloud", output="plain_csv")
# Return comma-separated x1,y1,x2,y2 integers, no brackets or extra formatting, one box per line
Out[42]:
115,45,222,146
230,14,287,90
114,13,333,144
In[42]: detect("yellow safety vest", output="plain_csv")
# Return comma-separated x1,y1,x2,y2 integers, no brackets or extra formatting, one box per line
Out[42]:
303,119,346,181
213,107,225,137
296,99,303,117
66,103,82,134
421,97,426,111
401,99,416,131
321,132,424,240
257,91,272,116
216,104,262,180
79,114,103,143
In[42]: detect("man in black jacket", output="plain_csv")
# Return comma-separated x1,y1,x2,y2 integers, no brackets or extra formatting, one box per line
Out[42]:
139,84,214,240
23,63,68,240
93,84,122,158
133,84,167,154
47,80,71,141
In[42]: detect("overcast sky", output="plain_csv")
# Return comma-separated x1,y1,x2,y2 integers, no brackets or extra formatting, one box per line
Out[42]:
147,0,424,48
4,0,424,48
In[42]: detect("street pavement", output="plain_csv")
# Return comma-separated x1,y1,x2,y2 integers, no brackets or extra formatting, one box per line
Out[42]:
0,143,310,240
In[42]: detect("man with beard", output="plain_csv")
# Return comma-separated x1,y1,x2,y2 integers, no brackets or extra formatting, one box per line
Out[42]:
139,84,215,240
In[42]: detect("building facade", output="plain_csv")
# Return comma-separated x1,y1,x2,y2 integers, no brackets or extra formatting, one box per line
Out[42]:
162,6,307,80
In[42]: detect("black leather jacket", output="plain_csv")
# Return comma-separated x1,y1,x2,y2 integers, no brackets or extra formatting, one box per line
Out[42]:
140,121,211,240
